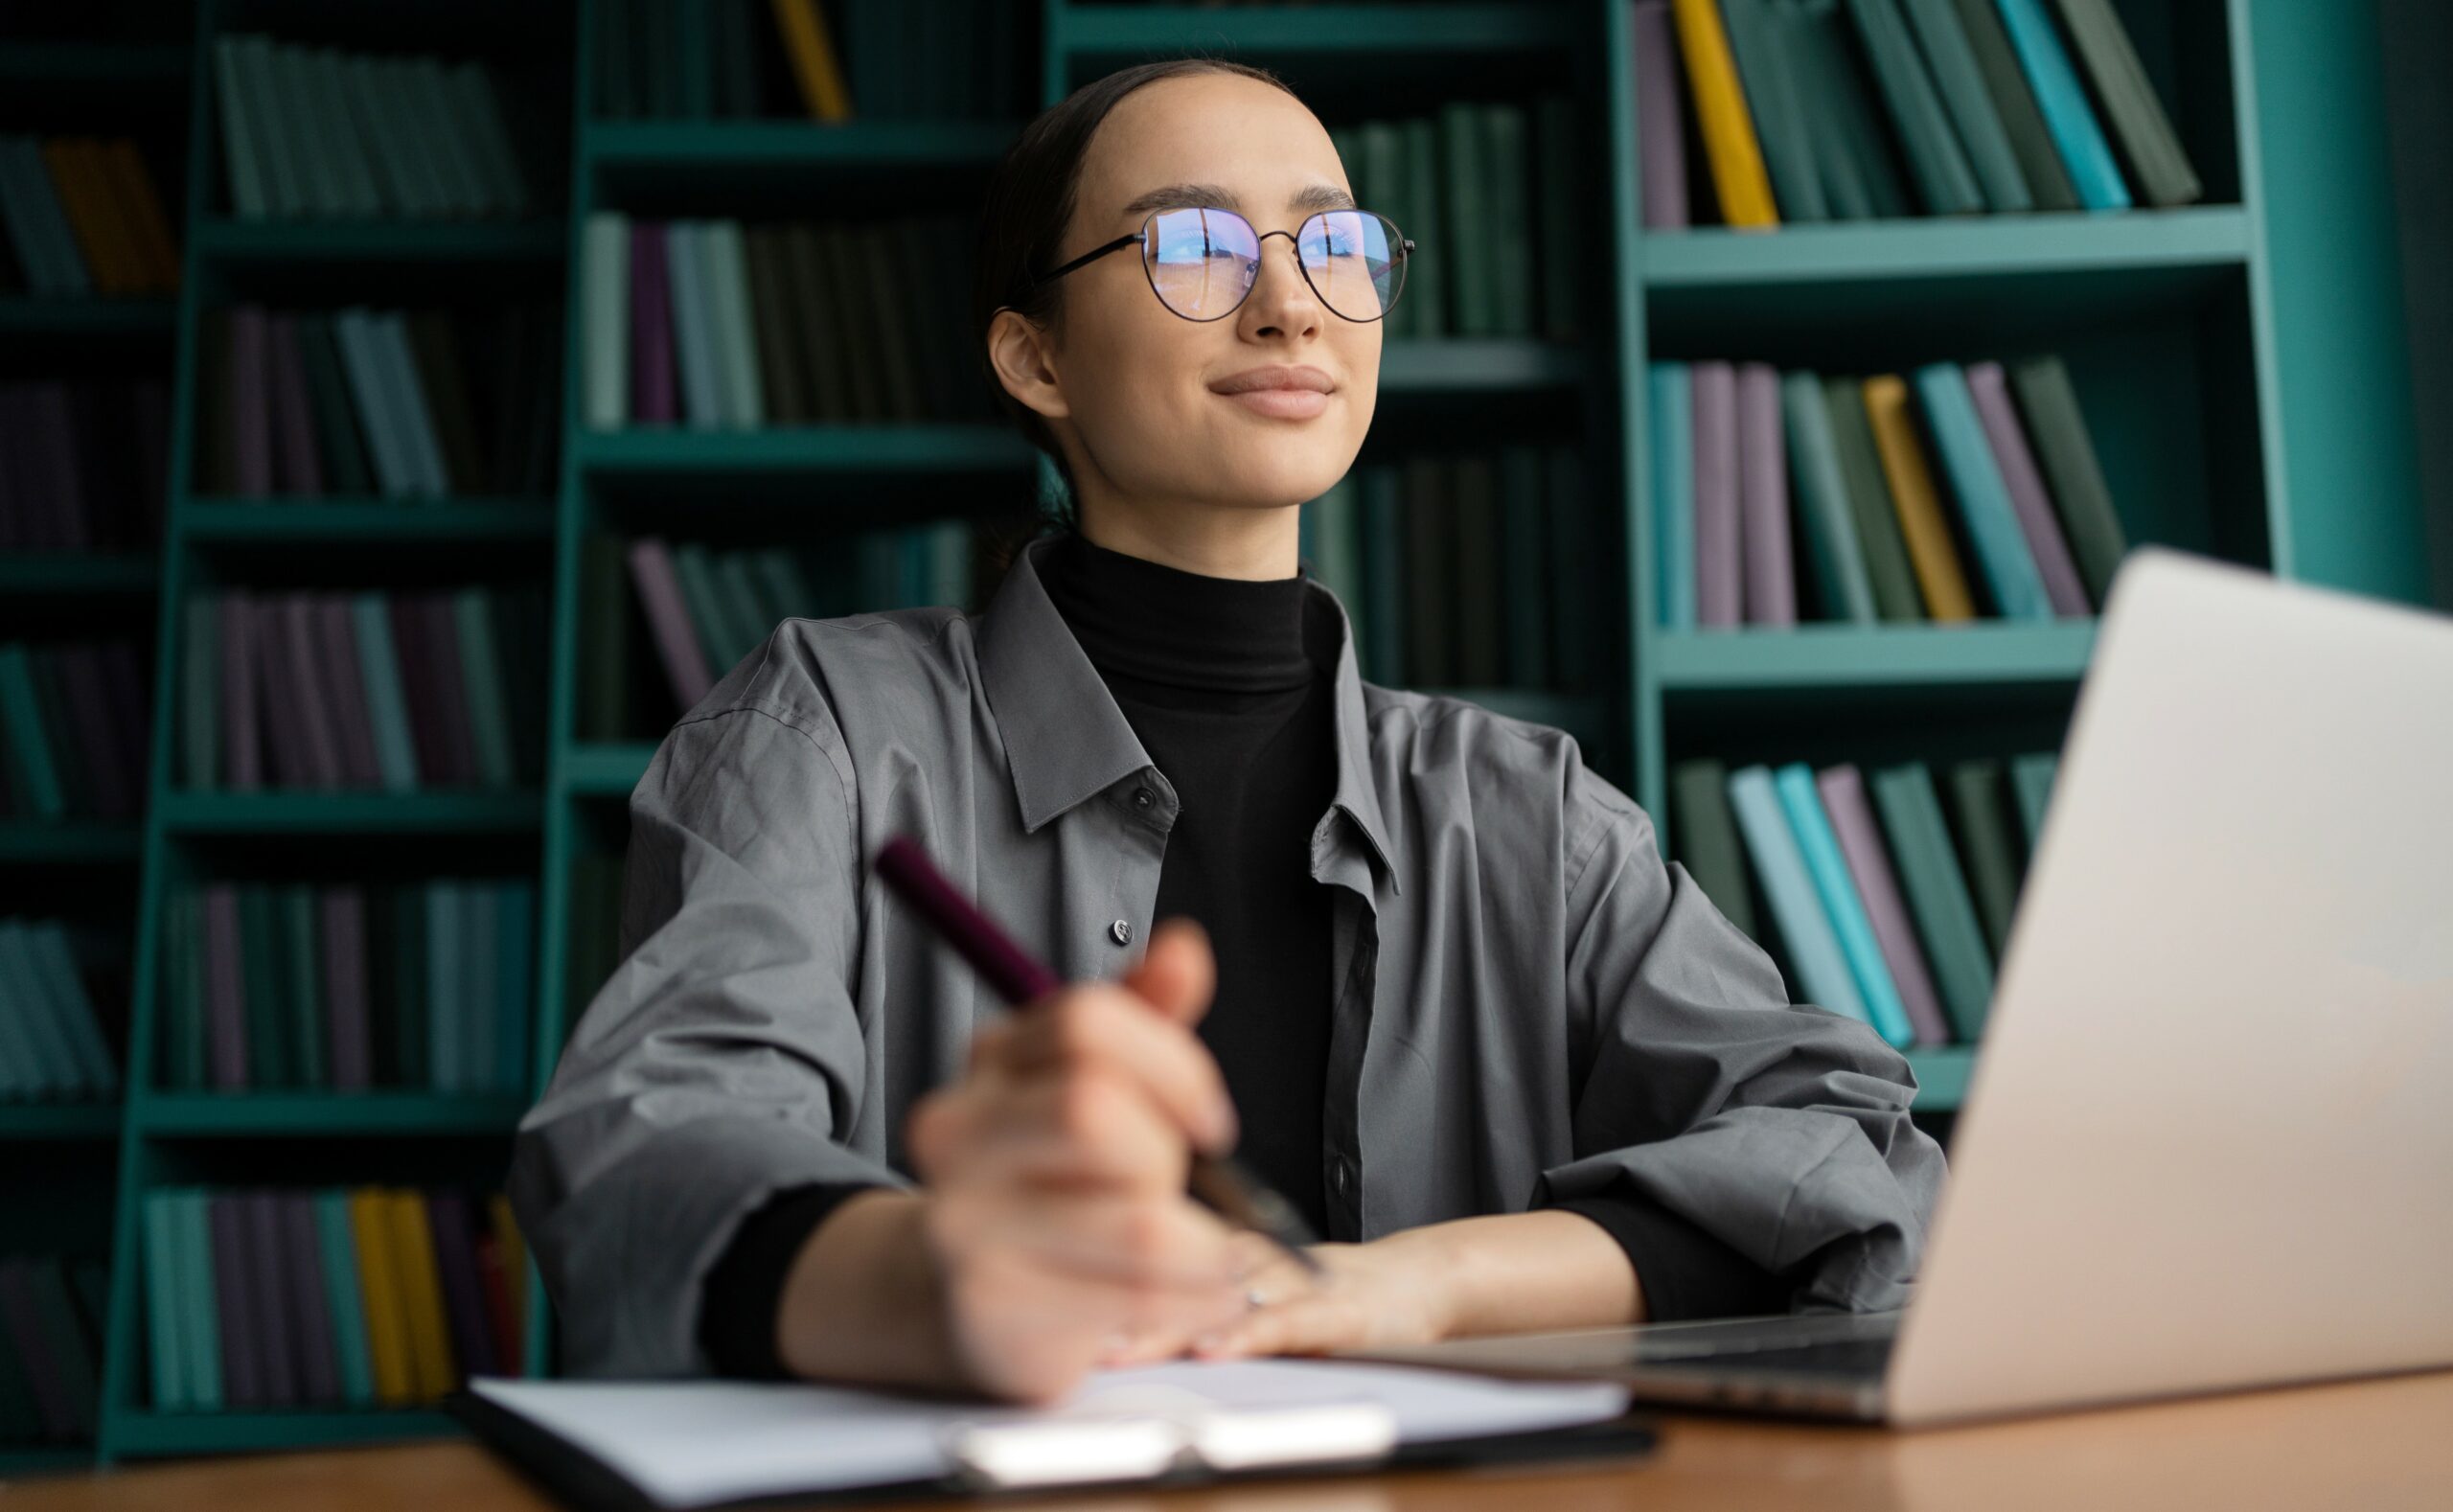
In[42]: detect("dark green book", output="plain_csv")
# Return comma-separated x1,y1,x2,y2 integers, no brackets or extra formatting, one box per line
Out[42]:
295,316,376,494
1498,446,1551,688
238,884,290,1089
741,228,807,424
1952,0,2078,211
1845,0,1984,214
579,531,631,742
1360,465,1406,683
1786,0,1914,218
1723,0,1830,220
1402,117,1447,339
2010,750,2058,857
1532,95,1580,340
1820,376,1927,620
1437,103,1490,335
1670,758,1760,943
2007,355,2129,604
282,882,326,1090
1482,103,1535,337
1402,456,1455,685
1870,761,1994,1040
365,884,401,1087
2052,0,2202,206
1451,454,1503,686
1360,122,1410,340
1943,759,2023,957
394,883,428,1088
1545,447,1594,691
1898,0,2031,211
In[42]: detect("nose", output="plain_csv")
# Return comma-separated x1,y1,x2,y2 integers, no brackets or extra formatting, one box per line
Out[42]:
1241,229,1322,335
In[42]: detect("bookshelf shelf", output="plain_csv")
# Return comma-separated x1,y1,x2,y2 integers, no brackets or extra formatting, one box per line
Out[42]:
562,743,656,797
104,1409,466,1457
0,1103,123,1141
0,555,159,597
0,1446,96,1477
1639,207,2252,287
1651,621,2098,691
190,219,568,266
0,42,189,92
182,500,558,543
0,822,145,864
571,425,1035,478
1903,1046,1976,1111
1058,3,1578,55
0,297,179,337
585,119,1014,171
153,792,543,836
135,1093,531,1138
1379,340,1582,392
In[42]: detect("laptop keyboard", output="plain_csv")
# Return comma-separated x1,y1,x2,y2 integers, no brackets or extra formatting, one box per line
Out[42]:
1653,1336,1897,1380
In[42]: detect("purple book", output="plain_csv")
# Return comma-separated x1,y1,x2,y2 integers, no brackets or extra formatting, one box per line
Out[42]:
321,885,373,1089
1634,0,1690,229
252,596,311,788
630,221,676,424
0,1260,73,1438
425,1194,497,1382
244,1190,299,1406
203,882,251,1089
1737,363,1797,626
1967,362,2092,617
229,304,274,496
1817,764,1953,1045
416,591,486,788
218,590,262,790
282,1194,343,1406
1690,361,1743,629
386,593,457,786
265,314,325,496
312,595,382,787
281,595,346,789
207,1195,262,1408
626,537,714,710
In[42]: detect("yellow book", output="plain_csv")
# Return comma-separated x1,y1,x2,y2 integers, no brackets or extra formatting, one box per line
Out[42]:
99,138,181,292
1863,376,1977,621
768,0,854,123
386,1190,458,1402
349,1188,415,1406
488,1192,527,1345
1670,0,1779,229
40,139,131,292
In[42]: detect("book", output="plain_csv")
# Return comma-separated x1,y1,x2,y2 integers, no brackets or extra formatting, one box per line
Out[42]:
1775,763,1915,1047
1862,375,1977,620
1898,0,2031,211
1847,0,1984,215
2052,0,2201,206
1965,361,2092,615
2007,355,2129,604
1994,0,2132,210
1721,0,1827,221
1943,758,2024,955
1782,371,1879,623
1726,764,1868,1023
1869,762,1996,1042
1736,363,1796,626
1913,362,2053,620
1669,758,1759,941
143,1197,187,1411
314,1191,378,1407
1953,0,2079,210
1817,765,1953,1044
1672,0,1780,226
350,1189,414,1406
1650,364,1696,630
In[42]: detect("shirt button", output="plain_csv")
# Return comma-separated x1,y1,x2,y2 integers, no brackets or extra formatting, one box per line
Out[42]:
1132,787,1155,810
1332,1161,1350,1195
1110,919,1134,947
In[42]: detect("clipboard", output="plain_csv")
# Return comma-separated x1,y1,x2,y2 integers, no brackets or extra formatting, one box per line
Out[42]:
446,1363,1657,1509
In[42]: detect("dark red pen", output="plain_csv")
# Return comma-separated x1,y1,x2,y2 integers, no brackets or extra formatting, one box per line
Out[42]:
873,833,1325,1278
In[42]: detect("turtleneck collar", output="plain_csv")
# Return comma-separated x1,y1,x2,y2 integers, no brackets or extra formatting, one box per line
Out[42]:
1039,529,1319,694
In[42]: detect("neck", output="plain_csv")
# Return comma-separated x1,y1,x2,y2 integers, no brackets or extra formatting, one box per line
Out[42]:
1067,478,1304,580
1038,530,1319,694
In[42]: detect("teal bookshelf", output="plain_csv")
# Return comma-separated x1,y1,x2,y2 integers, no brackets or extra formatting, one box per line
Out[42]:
0,0,2421,1476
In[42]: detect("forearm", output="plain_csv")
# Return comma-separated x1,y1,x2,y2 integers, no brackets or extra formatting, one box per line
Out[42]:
1398,1208,1648,1339
771,1189,966,1392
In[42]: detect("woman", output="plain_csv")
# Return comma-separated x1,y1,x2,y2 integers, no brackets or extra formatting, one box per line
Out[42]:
509,59,1943,1407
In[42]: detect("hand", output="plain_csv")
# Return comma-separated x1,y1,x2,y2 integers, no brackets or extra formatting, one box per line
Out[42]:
899,917,1255,1405
1094,1227,1460,1366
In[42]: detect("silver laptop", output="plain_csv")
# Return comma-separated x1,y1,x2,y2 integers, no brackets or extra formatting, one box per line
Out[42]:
1349,548,2453,1427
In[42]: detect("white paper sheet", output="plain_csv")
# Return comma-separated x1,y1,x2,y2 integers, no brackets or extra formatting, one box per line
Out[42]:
469,1356,1631,1508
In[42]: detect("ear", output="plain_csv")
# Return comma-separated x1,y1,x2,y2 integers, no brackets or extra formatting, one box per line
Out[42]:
986,306,1070,424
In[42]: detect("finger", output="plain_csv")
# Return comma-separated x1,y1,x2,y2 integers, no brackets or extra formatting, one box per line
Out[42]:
994,985,1237,1155
1193,1295,1354,1361
1003,1192,1248,1295
1119,916,1216,1029
950,1071,1190,1192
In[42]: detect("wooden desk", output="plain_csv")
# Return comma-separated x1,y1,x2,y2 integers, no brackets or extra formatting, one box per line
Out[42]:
7,1370,2450,1511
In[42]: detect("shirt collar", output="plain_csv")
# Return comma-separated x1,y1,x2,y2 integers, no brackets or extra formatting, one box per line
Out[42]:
975,530,1402,898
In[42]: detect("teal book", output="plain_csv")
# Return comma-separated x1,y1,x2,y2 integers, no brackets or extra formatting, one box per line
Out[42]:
451,588,518,790
1774,763,1916,1047
2011,750,2058,854
0,922,69,1095
1953,0,2078,210
1871,764,1996,1044
1845,0,1984,215
426,879,462,1093
1437,103,1490,334
1669,758,1759,942
1944,758,2024,957
582,212,630,430
1913,363,2052,619
1995,0,2131,210
1780,371,1878,623
178,1190,223,1409
352,592,421,790
1725,765,1869,1026
28,922,116,1095
1783,0,1913,218
1723,0,1829,221
665,221,723,428
495,878,535,1094
280,883,325,1090
709,550,776,669
668,541,734,678
0,643,66,818
214,39,268,218
1481,104,1534,336
332,309,414,497
1649,364,1696,630
145,1193,188,1410
239,885,291,1088
462,881,497,1094
313,1191,378,1406
703,219,765,428
1401,117,1447,339
1898,0,2031,211
183,596,218,789
161,890,206,1092
374,312,450,497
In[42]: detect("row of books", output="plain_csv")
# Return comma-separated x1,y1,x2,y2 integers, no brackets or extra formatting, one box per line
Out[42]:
1303,446,1598,693
0,134,179,297
1327,98,1578,343
0,379,171,553
195,300,562,499
581,212,989,429
213,34,539,221
595,0,1027,124
178,585,547,792
142,1186,527,1412
1675,750,2056,1047
156,878,534,1097
0,1255,104,1445
0,917,120,1103
0,639,150,823
1651,353,2127,628
1639,0,2200,228
563,851,626,1019
610,524,974,722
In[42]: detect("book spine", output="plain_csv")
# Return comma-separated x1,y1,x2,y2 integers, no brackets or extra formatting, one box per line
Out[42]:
1736,362,1797,626
1672,0,1781,226
1690,361,1742,628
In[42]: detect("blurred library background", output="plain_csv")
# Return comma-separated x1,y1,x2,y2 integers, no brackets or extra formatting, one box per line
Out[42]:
1,0,2446,1471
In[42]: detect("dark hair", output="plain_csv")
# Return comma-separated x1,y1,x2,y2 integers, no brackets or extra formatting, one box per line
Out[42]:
972,58,1298,594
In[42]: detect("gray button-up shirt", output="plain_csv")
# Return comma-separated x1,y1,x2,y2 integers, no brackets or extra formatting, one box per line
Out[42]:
510,532,1947,1378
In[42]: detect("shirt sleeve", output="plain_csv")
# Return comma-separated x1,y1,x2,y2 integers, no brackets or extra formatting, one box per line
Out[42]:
507,699,916,1379
1526,756,1947,1316
699,1180,894,1379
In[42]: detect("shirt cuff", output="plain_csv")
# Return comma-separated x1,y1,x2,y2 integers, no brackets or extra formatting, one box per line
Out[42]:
698,1180,891,1379
1545,1192,1793,1322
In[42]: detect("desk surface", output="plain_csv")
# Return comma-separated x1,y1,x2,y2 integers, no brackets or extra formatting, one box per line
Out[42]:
7,1369,2451,1512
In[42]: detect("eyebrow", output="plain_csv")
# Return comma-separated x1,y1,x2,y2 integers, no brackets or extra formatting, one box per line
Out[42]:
1117,181,1359,220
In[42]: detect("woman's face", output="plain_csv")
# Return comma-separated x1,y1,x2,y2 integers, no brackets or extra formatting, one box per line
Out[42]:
995,73,1381,524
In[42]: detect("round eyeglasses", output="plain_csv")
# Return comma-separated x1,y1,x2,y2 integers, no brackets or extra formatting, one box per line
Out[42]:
1030,205,1414,324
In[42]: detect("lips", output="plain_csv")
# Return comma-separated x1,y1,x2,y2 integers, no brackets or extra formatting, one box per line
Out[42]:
1209,365,1334,396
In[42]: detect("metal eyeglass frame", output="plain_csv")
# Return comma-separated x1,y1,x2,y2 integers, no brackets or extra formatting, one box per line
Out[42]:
1028,205,1416,323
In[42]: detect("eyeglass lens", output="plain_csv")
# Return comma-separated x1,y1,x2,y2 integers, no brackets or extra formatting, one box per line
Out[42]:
1142,207,1406,322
